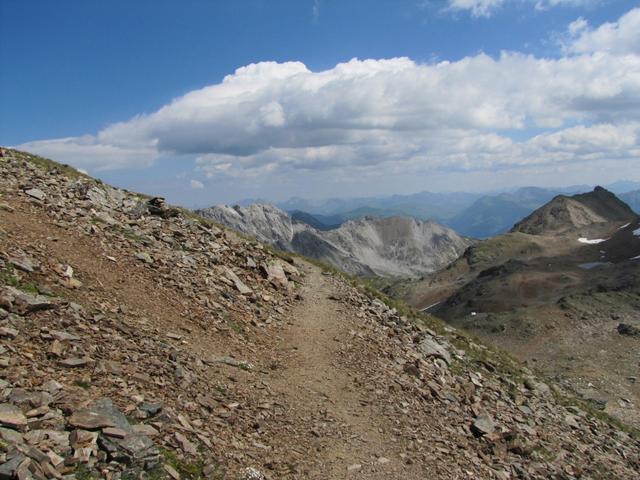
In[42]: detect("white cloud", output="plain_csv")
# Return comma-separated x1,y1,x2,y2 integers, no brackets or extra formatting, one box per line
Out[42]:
16,136,157,172
446,0,599,17
312,0,320,22
447,0,505,18
190,179,204,189
564,7,640,54
15,8,640,193
535,0,599,11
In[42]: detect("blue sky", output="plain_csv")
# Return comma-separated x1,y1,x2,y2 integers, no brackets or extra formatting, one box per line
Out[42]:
1,0,639,206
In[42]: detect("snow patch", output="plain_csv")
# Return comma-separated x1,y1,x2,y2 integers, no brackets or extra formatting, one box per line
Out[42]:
633,228,640,237
578,237,608,244
619,222,631,230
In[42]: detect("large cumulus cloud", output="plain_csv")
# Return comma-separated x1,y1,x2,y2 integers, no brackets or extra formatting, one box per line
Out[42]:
16,8,640,186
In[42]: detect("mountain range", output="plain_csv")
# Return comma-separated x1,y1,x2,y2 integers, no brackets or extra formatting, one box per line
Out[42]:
271,183,640,239
196,203,471,278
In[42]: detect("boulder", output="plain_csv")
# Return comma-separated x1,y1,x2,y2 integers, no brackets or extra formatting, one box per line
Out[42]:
617,323,640,337
24,188,45,201
0,403,28,431
418,336,452,364
71,398,159,469
471,413,496,437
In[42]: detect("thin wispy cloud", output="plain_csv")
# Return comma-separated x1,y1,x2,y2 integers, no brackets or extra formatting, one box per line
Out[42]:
445,0,601,18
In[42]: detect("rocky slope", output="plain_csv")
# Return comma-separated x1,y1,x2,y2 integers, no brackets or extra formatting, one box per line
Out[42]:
1,149,639,479
196,204,373,276
386,189,640,430
197,204,470,278
322,216,470,278
511,186,637,235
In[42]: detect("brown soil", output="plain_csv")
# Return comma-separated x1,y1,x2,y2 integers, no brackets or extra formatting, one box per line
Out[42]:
268,268,429,479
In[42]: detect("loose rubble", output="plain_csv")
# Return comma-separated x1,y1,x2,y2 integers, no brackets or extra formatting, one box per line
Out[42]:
0,149,638,479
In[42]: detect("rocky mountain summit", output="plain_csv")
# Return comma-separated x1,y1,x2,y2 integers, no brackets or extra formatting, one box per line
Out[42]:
0,149,639,479
197,204,470,278
511,186,637,235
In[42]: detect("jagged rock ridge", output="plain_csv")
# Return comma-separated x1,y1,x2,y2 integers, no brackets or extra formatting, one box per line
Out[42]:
197,204,471,278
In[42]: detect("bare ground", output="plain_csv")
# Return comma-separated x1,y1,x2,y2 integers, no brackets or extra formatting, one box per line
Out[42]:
268,267,430,479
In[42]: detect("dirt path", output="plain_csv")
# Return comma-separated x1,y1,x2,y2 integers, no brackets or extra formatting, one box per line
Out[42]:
268,266,428,479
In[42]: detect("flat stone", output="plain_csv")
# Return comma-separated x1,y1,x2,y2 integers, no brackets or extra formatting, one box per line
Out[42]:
131,424,159,437
25,445,49,463
4,286,55,314
60,277,83,289
0,453,25,478
41,380,64,394
135,252,153,264
99,432,159,468
164,464,181,479
60,357,92,368
261,263,288,287
24,188,46,201
138,402,163,417
47,450,64,467
25,405,49,418
102,427,128,438
174,432,197,456
8,255,36,273
224,268,252,295
49,340,64,357
0,327,18,339
0,426,24,444
69,429,99,448
0,403,27,431
471,413,496,437
68,411,116,430
418,336,452,364
49,330,80,342
206,356,253,370
50,330,81,342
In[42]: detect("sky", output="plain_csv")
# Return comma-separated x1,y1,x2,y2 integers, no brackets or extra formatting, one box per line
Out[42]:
1,0,639,207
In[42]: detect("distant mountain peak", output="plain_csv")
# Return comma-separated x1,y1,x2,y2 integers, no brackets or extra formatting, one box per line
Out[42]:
511,186,637,235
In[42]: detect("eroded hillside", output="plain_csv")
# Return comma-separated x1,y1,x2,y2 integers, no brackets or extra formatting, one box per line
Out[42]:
389,187,640,430
1,150,639,479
